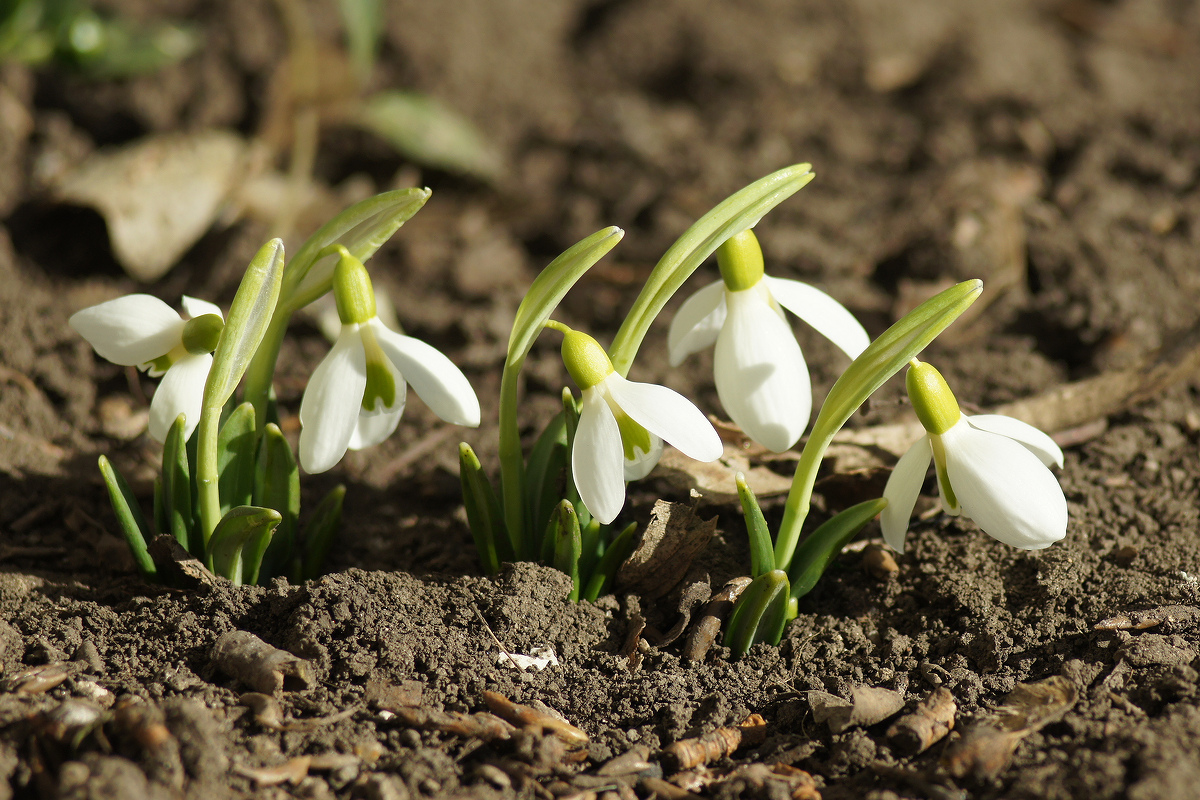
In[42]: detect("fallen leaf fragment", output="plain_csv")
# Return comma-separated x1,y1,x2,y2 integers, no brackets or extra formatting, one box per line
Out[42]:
886,687,957,755
211,630,314,695
660,714,767,771
53,130,255,281
655,443,793,504
2,662,73,694
392,706,515,743
617,501,716,600
482,690,588,748
810,686,905,734
708,763,821,800
942,675,1077,779
1094,605,1200,632
497,645,559,672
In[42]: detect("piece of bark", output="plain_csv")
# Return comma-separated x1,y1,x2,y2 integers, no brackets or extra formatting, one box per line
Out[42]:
886,687,957,755
660,714,767,771
683,577,752,663
210,630,314,695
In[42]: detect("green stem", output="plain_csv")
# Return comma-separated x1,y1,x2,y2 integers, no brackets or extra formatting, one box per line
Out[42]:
196,402,224,545
243,312,289,431
497,353,526,558
772,430,829,570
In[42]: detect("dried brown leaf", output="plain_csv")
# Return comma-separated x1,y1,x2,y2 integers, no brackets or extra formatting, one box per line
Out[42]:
617,501,717,599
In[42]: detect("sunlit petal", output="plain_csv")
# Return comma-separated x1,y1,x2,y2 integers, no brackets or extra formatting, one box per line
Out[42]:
941,423,1068,550
571,387,626,524
880,435,932,552
967,414,1064,468
180,295,223,321
764,276,870,359
371,319,480,427
69,294,185,366
606,375,722,463
299,327,368,473
148,353,212,442
667,281,726,366
713,287,810,452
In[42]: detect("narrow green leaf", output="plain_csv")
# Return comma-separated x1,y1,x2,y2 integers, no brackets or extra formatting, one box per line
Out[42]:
217,402,256,516
207,506,281,586
300,485,346,581
284,188,431,310
736,473,773,578
336,0,383,81
580,521,637,602
250,423,300,582
460,443,508,574
353,91,502,182
97,455,156,579
524,410,569,560
774,279,983,571
153,476,166,542
609,164,815,375
550,501,583,602
577,517,603,586
789,498,889,600
161,413,195,553
203,239,285,409
724,569,790,658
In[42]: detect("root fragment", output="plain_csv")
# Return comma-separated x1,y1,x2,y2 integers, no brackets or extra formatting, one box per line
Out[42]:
660,714,767,771
886,687,957,755
210,630,314,695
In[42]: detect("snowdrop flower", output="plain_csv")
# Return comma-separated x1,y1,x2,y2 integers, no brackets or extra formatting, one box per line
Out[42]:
299,247,480,474
668,230,870,452
70,294,224,442
558,324,723,524
881,359,1067,551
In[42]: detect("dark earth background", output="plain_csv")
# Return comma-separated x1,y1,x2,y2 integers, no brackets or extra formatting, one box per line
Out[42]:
3,0,1200,798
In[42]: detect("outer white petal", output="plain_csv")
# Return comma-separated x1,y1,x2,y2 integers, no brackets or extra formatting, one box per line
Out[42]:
941,423,1068,550
764,276,870,359
623,433,663,481
299,327,368,473
370,319,480,427
180,295,223,321
572,387,626,524
69,294,185,366
713,287,810,452
667,281,726,366
880,435,932,552
966,414,1064,468
148,353,212,442
605,375,722,463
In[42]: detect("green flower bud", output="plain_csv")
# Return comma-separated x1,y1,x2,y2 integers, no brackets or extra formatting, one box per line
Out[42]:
332,246,376,325
181,313,224,355
717,229,765,293
561,329,614,390
906,360,961,436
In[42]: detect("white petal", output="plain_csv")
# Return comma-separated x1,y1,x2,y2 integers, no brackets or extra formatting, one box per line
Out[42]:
764,276,870,359
713,287,811,452
571,388,626,524
371,319,480,427
880,435,932,552
180,295,223,321
623,433,663,481
148,353,212,442
967,414,1064,468
299,328,368,473
69,294,185,366
605,375,722,463
349,400,406,450
941,423,1068,550
667,281,726,366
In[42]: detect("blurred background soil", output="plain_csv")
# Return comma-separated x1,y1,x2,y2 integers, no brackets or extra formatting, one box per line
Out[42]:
2,0,1200,798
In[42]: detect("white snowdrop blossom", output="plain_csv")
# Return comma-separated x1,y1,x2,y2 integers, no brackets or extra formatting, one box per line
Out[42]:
668,230,870,452
881,360,1067,551
299,248,480,474
70,294,224,442
560,326,722,525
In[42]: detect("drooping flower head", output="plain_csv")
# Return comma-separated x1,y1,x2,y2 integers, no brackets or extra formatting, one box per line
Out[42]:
559,325,722,524
298,247,480,473
881,359,1068,551
668,230,870,452
70,294,224,441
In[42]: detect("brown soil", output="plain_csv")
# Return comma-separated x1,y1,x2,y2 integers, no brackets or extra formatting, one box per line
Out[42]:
3,1,1200,798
